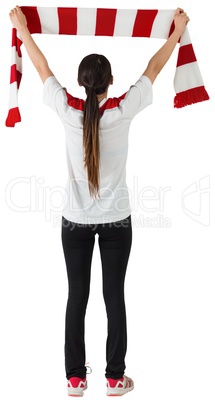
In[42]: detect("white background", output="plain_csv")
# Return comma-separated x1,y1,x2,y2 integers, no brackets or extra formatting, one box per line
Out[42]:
0,0,214,401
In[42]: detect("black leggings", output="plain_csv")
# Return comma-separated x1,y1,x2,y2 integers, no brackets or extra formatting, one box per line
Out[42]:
61,215,132,380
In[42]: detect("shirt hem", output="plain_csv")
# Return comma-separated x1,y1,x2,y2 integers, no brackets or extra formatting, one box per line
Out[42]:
61,210,132,225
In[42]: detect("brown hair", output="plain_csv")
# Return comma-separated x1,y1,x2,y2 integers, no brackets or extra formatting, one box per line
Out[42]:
78,54,112,198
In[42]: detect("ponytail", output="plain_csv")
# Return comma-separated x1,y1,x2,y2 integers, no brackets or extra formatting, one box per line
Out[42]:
78,54,112,198
83,87,100,198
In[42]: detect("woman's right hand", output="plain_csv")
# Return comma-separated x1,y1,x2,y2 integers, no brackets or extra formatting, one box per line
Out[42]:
174,7,190,35
9,5,28,32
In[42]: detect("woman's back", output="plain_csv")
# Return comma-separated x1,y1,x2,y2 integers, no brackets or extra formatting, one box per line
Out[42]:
43,72,152,224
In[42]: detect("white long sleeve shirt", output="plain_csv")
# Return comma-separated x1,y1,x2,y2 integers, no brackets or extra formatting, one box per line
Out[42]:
43,74,152,224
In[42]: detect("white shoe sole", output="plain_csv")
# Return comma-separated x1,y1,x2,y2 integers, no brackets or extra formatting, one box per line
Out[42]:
68,383,87,397
107,384,134,396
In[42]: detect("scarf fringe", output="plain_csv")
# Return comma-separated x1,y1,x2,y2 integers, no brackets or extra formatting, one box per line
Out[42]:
174,86,209,108
5,107,21,127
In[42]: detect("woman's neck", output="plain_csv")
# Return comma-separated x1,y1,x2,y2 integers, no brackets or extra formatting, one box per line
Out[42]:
97,92,108,103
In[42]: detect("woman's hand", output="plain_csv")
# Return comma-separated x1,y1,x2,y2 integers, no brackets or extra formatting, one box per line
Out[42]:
9,5,27,32
174,7,190,35
9,5,53,83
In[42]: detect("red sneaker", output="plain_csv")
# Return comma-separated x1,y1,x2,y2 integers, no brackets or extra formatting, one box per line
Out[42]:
67,377,87,397
106,375,134,396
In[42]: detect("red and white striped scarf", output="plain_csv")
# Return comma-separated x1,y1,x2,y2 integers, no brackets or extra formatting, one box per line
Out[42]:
6,6,209,127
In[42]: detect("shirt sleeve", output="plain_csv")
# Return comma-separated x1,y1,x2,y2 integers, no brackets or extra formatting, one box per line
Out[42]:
120,75,153,119
43,75,68,116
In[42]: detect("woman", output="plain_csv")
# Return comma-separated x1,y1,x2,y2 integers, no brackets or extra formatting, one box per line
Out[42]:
9,6,189,397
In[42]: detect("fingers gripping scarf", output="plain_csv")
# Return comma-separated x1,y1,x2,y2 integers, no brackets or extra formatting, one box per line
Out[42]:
6,6,209,127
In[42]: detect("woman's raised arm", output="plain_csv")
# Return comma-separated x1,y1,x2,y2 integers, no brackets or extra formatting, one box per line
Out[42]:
143,8,190,84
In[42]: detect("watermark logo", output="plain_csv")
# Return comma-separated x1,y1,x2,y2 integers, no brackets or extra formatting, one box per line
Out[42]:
181,176,210,226
5,176,65,221
5,175,210,228
4,175,172,228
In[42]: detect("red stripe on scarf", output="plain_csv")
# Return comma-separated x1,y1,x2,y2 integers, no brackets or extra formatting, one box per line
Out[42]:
177,44,197,67
10,65,22,88
11,28,23,57
168,21,175,38
21,6,42,34
132,10,158,37
58,8,77,34
95,9,117,36
5,107,21,127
